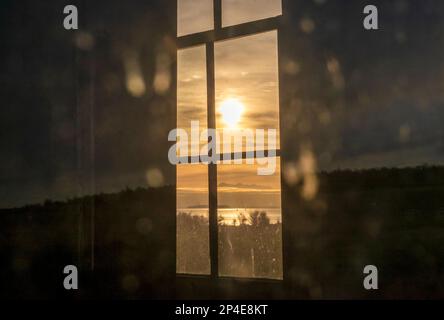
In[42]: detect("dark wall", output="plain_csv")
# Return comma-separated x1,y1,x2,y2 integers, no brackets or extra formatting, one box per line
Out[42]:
2,0,444,299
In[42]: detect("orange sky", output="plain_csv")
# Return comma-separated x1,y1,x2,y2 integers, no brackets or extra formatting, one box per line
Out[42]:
177,160,281,210
176,1,283,213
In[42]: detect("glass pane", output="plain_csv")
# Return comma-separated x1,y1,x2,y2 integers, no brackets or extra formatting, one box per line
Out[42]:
222,0,282,27
177,164,210,274
178,0,214,36
217,158,283,279
215,31,280,154
177,45,208,158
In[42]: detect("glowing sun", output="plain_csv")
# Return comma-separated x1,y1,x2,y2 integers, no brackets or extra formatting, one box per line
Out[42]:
220,98,244,128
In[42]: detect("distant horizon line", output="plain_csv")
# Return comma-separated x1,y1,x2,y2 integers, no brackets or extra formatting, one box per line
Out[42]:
1,163,444,211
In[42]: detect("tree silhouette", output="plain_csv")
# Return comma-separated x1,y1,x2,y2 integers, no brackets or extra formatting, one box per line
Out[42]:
2,166,444,298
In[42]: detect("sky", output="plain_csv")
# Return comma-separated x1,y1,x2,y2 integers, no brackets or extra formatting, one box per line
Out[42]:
1,0,444,208
177,11,282,211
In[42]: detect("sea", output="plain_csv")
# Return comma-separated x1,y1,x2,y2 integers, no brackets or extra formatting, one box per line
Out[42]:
177,207,281,225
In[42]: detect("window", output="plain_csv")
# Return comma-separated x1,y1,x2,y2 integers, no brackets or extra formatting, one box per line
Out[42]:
177,45,208,155
222,0,282,27
217,161,282,279
177,0,214,37
176,0,283,279
215,31,280,153
177,163,210,275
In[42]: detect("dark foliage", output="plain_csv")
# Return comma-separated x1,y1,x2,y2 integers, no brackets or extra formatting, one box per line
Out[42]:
1,166,444,298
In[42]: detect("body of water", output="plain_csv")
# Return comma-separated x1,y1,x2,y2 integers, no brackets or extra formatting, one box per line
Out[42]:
177,208,281,225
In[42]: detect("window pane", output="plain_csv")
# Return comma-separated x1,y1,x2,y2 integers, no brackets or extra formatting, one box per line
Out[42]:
215,31,280,153
178,0,214,36
217,158,283,279
177,164,210,274
177,45,208,157
222,0,282,27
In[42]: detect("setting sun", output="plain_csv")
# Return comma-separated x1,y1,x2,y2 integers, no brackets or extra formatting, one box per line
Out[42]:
220,98,244,128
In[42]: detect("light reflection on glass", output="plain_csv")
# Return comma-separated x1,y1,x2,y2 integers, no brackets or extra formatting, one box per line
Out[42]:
217,159,283,279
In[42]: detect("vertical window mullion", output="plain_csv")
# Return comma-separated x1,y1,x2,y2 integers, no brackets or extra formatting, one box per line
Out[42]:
214,0,222,31
206,41,219,278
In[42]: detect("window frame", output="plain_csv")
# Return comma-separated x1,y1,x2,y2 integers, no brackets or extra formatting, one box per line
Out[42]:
176,0,285,281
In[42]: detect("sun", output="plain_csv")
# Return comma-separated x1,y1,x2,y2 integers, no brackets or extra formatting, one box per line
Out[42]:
220,98,244,128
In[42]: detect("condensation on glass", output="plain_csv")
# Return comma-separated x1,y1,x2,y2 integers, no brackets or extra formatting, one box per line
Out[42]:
217,159,283,279
178,0,214,36
176,164,210,275
215,31,280,153
222,0,282,27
